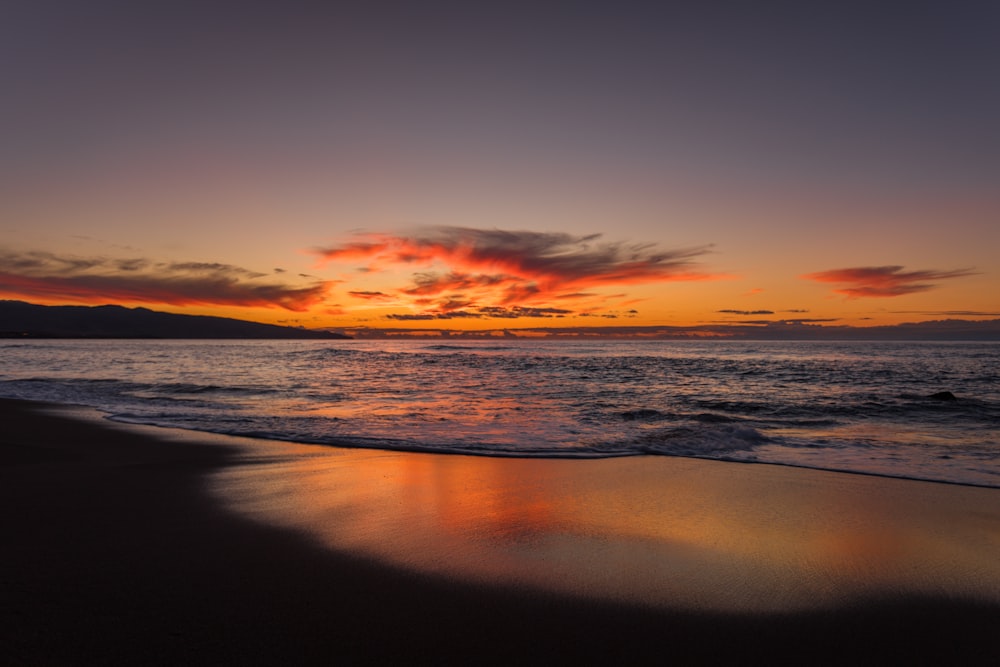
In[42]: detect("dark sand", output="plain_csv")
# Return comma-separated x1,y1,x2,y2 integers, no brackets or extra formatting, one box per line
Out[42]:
3,398,999,665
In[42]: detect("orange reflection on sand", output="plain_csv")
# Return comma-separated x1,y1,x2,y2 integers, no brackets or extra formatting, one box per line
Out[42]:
212,442,1000,613
389,454,562,542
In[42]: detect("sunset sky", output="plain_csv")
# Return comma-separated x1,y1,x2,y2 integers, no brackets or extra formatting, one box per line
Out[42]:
2,1,998,334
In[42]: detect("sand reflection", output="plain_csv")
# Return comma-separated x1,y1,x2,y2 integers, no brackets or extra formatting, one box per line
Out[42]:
212,443,1000,612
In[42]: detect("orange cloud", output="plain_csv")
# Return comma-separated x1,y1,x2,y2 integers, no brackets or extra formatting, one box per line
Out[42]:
803,266,976,298
0,250,330,311
315,227,718,317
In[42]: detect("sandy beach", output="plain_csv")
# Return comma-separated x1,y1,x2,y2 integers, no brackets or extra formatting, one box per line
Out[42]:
3,398,999,665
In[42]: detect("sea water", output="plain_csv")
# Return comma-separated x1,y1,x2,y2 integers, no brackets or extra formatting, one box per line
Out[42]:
1,339,997,487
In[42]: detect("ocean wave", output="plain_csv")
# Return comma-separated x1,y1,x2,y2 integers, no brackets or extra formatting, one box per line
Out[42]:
422,344,519,352
3,338,999,487
619,408,668,421
153,383,277,396
637,423,768,457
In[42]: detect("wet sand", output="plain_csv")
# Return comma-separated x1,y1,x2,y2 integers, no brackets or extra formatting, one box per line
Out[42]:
3,398,999,665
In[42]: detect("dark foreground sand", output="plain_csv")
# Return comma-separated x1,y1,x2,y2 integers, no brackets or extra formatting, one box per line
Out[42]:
3,398,999,666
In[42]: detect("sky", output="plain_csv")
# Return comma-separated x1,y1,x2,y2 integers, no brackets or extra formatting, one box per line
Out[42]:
2,1,998,335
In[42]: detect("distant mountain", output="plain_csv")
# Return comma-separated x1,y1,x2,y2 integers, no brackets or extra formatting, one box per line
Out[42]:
0,301,351,339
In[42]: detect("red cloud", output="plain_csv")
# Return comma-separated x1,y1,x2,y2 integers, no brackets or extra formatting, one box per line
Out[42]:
803,266,976,298
0,250,331,311
315,227,718,316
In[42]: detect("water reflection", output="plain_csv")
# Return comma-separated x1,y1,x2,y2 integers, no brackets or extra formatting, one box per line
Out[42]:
213,443,1000,612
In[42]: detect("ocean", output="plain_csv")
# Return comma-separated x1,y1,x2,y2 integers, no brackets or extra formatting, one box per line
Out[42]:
2,339,998,487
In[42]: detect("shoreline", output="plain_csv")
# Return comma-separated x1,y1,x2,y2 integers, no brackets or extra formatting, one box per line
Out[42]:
4,397,1000,664
101,410,1000,490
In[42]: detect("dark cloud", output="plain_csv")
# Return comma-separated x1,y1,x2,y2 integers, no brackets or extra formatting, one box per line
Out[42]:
890,310,1000,317
803,266,976,298
479,306,572,318
0,249,330,311
164,261,266,278
786,318,839,323
709,317,840,325
348,290,394,301
717,309,775,315
404,271,511,296
386,304,574,321
385,313,437,321
436,310,483,319
439,297,474,311
115,258,150,271
554,292,597,299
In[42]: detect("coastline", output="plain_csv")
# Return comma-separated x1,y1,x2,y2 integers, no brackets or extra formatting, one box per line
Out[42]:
3,398,999,665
